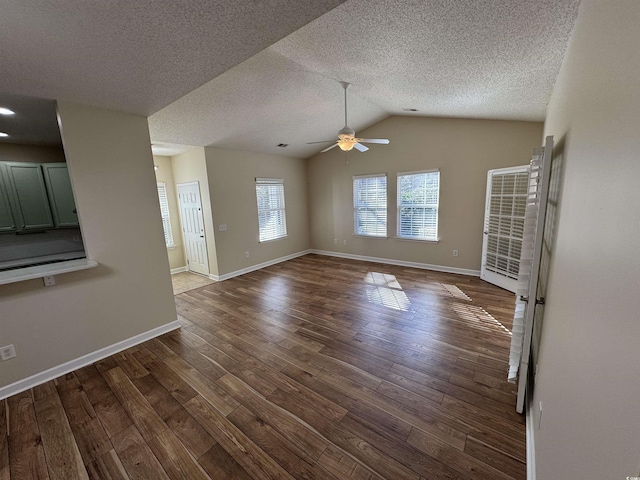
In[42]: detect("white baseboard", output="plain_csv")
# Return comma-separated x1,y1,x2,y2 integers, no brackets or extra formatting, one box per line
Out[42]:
212,250,312,282
0,320,181,400
170,266,188,275
526,405,536,480
310,249,480,277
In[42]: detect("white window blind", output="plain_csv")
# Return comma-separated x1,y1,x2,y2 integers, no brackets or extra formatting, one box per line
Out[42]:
256,178,287,242
156,182,174,247
397,170,440,241
353,174,387,237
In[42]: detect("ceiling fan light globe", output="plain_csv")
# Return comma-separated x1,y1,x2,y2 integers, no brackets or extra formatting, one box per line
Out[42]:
337,138,356,151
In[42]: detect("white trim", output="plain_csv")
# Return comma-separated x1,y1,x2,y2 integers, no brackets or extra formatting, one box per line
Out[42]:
255,177,284,184
0,320,181,400
311,249,480,276
352,172,387,180
170,266,188,275
526,404,536,480
212,249,311,282
397,168,439,176
353,234,387,239
394,236,439,243
258,234,288,244
0,258,98,286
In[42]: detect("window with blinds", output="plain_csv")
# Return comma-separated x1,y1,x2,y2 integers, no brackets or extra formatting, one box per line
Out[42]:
397,170,440,241
156,182,174,248
353,174,387,237
256,178,287,242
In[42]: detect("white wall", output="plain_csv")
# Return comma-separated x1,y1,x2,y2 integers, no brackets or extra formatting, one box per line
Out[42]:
0,101,177,389
533,1,640,478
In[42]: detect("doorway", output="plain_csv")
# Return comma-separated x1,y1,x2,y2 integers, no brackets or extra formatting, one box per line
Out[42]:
480,165,529,293
177,181,209,276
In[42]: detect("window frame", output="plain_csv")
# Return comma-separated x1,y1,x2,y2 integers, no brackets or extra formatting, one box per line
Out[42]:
156,181,175,248
353,173,388,238
255,177,287,243
396,169,440,242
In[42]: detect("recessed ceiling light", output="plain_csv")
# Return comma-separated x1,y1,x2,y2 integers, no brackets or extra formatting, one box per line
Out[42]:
0,108,15,116
0,132,9,137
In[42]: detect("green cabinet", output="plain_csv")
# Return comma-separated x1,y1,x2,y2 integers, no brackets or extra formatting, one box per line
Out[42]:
0,177,16,232
42,164,79,227
0,162,79,232
1,162,54,230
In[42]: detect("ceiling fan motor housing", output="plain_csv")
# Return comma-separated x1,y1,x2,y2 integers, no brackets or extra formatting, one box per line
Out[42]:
338,126,355,137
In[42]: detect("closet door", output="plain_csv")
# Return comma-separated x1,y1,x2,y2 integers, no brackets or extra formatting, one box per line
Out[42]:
3,162,54,230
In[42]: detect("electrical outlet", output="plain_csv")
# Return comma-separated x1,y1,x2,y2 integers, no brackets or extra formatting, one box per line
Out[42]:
334,238,337,244
343,240,347,245
0,344,16,361
245,251,250,258
43,275,56,286
453,250,459,257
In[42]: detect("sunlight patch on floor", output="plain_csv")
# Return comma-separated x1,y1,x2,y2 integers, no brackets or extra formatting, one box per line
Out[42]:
440,283,472,301
364,272,411,311
452,302,512,335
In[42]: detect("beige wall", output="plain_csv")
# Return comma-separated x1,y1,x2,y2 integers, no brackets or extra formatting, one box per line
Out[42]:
307,116,543,272
533,1,640,478
0,101,176,388
170,148,218,277
0,143,66,163
204,147,310,276
154,155,185,270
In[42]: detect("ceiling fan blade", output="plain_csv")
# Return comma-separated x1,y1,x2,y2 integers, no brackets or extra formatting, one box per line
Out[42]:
353,142,369,152
321,143,339,153
356,138,390,144
307,140,336,144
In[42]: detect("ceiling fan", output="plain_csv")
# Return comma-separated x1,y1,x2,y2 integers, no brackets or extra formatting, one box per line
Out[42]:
307,82,389,153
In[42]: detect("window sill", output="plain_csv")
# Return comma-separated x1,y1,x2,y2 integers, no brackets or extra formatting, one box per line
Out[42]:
0,258,99,286
394,236,439,243
259,235,288,244
352,234,388,239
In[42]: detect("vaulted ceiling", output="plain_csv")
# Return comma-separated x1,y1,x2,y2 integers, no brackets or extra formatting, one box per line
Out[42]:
0,0,580,158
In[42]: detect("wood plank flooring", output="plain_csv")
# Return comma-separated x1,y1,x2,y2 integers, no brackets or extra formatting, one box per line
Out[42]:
1,254,525,479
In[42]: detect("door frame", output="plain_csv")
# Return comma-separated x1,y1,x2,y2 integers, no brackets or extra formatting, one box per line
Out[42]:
176,181,209,276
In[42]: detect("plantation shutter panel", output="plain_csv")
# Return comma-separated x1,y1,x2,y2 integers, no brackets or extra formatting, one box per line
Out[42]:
508,136,554,414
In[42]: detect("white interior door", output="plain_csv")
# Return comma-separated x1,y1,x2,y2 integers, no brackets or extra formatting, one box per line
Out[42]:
481,166,530,293
177,182,209,276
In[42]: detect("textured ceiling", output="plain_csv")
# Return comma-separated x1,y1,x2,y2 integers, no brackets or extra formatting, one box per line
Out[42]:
0,0,346,115
149,0,580,158
0,0,579,158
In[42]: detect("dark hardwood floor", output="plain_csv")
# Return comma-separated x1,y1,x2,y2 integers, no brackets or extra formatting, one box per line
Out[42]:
0,254,525,479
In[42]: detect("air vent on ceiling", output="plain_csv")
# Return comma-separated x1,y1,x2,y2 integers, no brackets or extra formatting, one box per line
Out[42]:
402,108,419,112
277,143,289,148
